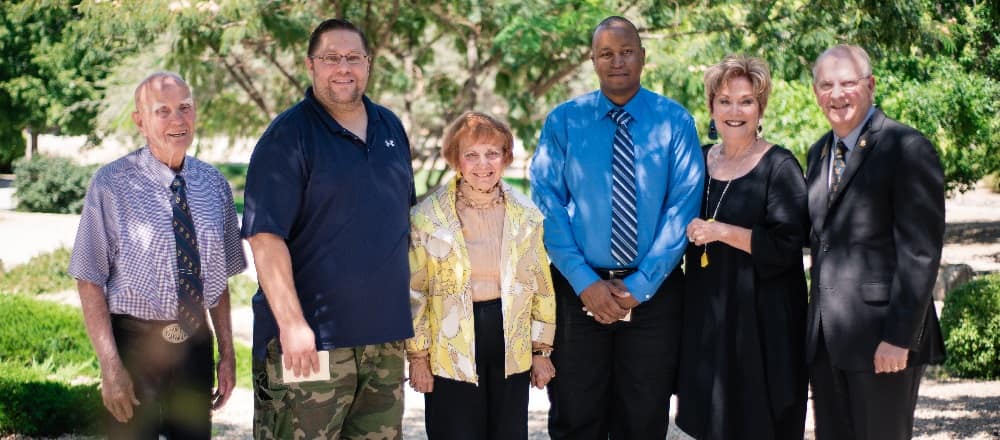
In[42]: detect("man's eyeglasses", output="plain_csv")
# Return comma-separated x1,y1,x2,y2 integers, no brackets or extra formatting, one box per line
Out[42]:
816,75,871,93
310,52,369,66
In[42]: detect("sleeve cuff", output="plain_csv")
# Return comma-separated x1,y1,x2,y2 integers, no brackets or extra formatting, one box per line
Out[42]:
531,320,556,346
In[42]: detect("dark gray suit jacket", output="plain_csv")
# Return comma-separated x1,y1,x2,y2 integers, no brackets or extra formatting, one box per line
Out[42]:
805,108,946,371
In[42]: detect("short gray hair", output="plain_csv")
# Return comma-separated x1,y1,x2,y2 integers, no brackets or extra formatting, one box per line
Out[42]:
812,44,872,84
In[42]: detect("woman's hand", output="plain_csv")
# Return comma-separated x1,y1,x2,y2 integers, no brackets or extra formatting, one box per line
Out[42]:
531,355,556,389
408,357,434,393
687,218,726,246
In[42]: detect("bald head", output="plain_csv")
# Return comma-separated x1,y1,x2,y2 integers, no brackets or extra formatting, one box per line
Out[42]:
134,72,192,112
592,16,641,49
131,72,196,171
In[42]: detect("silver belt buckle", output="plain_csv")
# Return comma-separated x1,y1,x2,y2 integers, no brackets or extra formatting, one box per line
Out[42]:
161,323,190,343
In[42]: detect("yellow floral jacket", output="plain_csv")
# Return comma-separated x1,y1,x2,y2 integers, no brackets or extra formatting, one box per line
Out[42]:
406,176,556,384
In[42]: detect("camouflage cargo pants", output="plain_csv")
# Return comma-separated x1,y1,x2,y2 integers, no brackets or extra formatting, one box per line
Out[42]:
253,339,405,439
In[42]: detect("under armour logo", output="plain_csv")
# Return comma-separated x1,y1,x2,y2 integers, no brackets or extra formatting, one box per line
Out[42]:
385,139,396,148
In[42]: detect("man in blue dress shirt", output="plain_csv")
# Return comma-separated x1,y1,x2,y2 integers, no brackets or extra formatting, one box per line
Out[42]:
530,16,704,439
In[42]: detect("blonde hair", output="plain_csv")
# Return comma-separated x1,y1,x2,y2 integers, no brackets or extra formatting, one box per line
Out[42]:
440,111,515,170
703,55,772,115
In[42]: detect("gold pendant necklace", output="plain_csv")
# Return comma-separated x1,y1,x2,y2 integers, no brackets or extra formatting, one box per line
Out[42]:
701,177,732,268
700,141,755,268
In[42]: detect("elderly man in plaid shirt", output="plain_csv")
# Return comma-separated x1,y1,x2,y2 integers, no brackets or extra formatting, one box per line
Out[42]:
69,71,246,439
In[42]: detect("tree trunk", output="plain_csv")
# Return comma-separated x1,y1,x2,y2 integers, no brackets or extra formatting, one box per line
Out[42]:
26,128,38,161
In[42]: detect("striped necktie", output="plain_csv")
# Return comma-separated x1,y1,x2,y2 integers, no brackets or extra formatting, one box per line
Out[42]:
170,175,206,335
609,108,638,265
828,140,848,206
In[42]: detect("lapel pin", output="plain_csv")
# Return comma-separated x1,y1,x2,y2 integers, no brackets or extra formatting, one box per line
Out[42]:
859,139,867,149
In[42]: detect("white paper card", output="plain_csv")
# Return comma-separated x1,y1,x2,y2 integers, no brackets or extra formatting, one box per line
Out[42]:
281,350,331,383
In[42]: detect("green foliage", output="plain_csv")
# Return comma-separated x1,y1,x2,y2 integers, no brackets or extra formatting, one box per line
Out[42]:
880,56,1000,194
13,155,94,214
234,340,252,390
0,0,130,171
228,274,259,308
0,247,75,296
215,162,248,191
14,0,1000,193
0,295,98,372
940,274,1000,379
0,362,102,436
0,295,102,435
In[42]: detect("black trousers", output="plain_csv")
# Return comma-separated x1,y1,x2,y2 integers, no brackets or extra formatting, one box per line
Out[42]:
107,315,214,440
424,298,531,440
547,266,684,440
810,327,925,440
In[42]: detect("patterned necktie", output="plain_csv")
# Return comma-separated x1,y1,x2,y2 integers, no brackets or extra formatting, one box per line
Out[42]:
609,108,638,265
828,140,848,206
170,175,205,335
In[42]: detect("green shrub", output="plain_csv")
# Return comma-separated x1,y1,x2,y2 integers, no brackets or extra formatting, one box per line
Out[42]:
0,247,75,296
229,274,259,308
0,296,102,436
0,295,97,372
940,273,1000,379
13,155,95,214
0,362,102,436
214,162,248,191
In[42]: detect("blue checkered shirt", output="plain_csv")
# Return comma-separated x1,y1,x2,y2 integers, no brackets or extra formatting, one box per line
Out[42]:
69,147,247,320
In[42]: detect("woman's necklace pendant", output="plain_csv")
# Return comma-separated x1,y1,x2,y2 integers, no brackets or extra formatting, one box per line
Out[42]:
700,218,715,268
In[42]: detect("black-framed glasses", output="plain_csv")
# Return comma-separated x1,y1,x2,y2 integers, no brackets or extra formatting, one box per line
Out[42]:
309,52,369,66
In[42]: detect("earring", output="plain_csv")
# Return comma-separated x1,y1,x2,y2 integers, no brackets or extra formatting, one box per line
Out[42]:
756,121,763,139
708,119,718,140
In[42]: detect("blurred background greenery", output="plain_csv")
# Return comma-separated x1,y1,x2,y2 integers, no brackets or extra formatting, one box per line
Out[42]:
0,0,996,197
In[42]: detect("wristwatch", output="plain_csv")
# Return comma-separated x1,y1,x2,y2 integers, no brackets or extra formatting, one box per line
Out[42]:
532,348,553,358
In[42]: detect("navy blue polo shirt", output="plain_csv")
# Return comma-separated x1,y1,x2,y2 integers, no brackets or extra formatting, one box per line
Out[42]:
242,87,415,358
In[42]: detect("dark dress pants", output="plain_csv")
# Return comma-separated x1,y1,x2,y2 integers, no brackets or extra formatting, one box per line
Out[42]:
547,266,683,440
810,327,925,440
107,315,214,440
424,298,531,440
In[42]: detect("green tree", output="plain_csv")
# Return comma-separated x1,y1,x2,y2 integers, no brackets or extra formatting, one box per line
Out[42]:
0,0,125,172
54,0,1000,193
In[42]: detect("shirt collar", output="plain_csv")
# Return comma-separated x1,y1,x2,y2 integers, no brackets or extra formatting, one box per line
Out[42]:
834,106,876,152
598,87,647,122
304,87,381,129
139,146,189,187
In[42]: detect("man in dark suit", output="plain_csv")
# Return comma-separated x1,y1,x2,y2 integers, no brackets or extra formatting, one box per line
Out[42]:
805,44,946,440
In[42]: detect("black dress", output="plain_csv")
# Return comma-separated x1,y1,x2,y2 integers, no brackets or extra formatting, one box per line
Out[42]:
675,145,809,440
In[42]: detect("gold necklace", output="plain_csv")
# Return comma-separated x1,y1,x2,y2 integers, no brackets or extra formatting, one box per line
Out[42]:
456,181,504,210
701,177,731,268
700,140,756,268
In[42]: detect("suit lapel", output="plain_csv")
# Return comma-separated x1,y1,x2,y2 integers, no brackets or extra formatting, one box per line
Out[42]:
826,111,881,210
807,133,832,233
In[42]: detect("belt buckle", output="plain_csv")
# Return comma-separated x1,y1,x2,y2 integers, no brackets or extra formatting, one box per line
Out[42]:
607,269,629,280
161,323,190,343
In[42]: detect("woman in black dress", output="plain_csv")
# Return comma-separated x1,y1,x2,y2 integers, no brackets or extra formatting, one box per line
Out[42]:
675,55,809,440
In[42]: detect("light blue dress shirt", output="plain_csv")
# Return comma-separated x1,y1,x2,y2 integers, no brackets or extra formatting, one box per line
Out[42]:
530,88,704,302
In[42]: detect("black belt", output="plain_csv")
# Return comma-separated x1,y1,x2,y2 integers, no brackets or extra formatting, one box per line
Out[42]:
593,268,636,280
112,314,206,344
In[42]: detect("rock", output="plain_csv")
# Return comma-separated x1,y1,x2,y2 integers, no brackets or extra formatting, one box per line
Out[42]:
934,263,976,301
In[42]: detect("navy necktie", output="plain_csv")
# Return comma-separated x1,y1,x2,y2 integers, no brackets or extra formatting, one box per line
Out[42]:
829,140,848,206
609,108,638,265
170,175,205,335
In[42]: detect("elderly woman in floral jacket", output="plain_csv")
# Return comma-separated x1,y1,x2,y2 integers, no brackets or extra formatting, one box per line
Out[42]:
407,111,556,440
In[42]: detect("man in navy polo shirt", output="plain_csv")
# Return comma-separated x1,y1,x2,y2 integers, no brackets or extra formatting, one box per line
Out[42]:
242,18,415,439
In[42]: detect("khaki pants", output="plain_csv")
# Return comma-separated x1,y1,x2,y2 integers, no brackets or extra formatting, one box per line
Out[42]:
252,338,405,439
